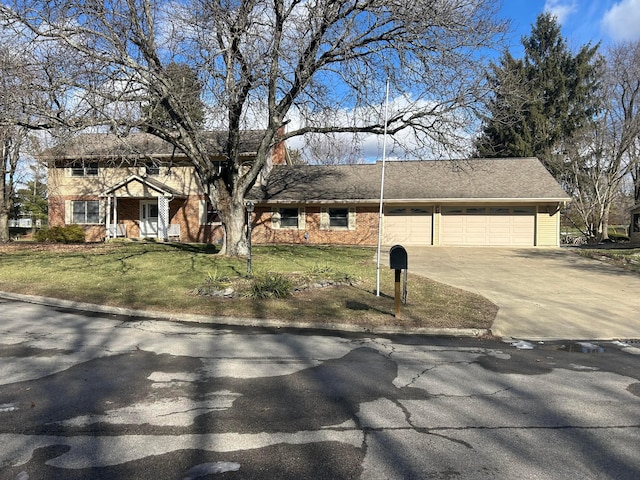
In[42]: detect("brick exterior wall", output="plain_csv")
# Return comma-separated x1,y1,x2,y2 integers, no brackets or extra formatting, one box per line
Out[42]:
48,195,106,242
170,196,224,244
251,205,379,246
48,194,224,243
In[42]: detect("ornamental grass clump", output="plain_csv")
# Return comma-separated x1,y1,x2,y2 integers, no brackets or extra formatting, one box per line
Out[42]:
249,272,293,299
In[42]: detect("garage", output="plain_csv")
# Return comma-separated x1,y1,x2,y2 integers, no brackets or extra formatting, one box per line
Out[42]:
441,206,535,246
383,206,432,245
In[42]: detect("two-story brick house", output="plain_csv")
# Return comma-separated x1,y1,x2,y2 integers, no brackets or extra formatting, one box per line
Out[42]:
44,131,285,243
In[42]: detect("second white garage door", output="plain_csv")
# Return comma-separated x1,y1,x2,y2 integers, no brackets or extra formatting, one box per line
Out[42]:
383,207,432,245
441,207,535,246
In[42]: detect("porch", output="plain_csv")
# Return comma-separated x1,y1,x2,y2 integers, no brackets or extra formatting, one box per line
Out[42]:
101,175,183,241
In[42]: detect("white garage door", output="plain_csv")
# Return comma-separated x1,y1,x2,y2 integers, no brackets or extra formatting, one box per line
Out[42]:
441,207,535,246
383,207,432,245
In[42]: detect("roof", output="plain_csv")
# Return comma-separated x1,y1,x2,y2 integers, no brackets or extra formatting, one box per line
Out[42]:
100,175,184,198
41,131,264,160
249,158,570,204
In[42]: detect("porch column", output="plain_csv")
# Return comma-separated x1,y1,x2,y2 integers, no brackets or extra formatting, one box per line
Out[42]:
158,196,169,241
106,196,111,239
113,194,118,235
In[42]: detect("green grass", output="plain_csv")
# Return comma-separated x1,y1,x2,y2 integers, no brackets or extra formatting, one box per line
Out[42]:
0,242,497,330
576,248,640,274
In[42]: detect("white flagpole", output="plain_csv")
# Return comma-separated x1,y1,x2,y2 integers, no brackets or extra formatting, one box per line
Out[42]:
376,79,390,297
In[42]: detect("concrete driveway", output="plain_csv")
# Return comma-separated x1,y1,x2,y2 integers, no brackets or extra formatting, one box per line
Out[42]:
404,247,640,340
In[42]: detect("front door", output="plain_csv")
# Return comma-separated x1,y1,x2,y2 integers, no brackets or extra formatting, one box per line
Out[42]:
140,201,159,237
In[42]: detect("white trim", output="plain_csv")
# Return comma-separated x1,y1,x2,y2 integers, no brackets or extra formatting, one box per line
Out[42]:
348,207,356,230
320,207,329,230
65,200,71,224
299,206,306,229
271,208,281,229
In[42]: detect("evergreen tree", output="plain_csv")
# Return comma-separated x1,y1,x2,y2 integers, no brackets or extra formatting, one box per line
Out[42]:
14,164,48,223
476,51,533,157
476,13,601,179
142,62,205,132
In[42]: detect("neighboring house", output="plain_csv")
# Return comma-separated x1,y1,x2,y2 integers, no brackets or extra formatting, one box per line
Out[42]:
631,205,640,244
247,158,570,247
44,131,286,243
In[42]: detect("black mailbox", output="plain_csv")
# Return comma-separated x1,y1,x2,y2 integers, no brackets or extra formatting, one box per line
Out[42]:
389,244,408,270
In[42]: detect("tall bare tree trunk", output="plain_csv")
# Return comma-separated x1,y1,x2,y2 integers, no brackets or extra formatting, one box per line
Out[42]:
0,147,11,243
220,202,248,257
0,210,9,243
601,203,611,241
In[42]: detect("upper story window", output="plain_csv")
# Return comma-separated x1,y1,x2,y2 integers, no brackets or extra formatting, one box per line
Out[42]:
145,162,160,176
71,161,99,177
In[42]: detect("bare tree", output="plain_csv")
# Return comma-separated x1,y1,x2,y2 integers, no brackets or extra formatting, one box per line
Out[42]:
301,133,365,165
0,46,36,242
564,40,640,241
2,0,507,255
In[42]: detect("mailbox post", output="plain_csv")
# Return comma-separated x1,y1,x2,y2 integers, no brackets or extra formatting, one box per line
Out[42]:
389,245,408,317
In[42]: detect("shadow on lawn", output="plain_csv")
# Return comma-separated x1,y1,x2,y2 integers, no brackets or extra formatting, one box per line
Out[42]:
164,242,220,255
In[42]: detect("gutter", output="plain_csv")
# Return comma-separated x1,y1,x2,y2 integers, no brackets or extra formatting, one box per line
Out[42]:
250,198,571,205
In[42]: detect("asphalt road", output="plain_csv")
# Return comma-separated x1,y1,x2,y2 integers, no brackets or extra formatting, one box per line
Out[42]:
1,298,640,479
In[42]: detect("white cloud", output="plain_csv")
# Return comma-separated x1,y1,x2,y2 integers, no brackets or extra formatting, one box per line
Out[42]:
602,0,640,41
544,0,578,23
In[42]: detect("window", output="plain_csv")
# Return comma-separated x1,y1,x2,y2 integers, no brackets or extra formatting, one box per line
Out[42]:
279,208,299,228
145,162,160,176
466,207,486,214
410,207,430,215
321,207,354,230
442,207,463,214
71,162,98,176
386,207,406,215
72,201,100,224
206,201,221,224
633,213,640,233
490,207,510,215
206,200,222,225
272,207,304,229
513,207,534,214
199,198,222,225
329,208,349,228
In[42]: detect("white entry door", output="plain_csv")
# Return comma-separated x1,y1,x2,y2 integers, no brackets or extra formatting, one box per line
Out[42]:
140,201,159,237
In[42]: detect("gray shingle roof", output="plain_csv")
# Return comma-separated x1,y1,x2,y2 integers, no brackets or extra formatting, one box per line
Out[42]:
41,131,264,159
250,158,569,203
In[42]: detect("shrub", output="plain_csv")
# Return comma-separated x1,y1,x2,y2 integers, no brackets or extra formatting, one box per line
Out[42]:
608,232,630,243
34,225,86,243
248,272,293,299
196,270,233,296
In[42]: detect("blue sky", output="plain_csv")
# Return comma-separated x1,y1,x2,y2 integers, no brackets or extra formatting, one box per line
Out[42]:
499,0,640,54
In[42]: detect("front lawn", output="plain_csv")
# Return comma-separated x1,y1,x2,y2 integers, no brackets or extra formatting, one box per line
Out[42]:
576,247,640,274
0,242,497,330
